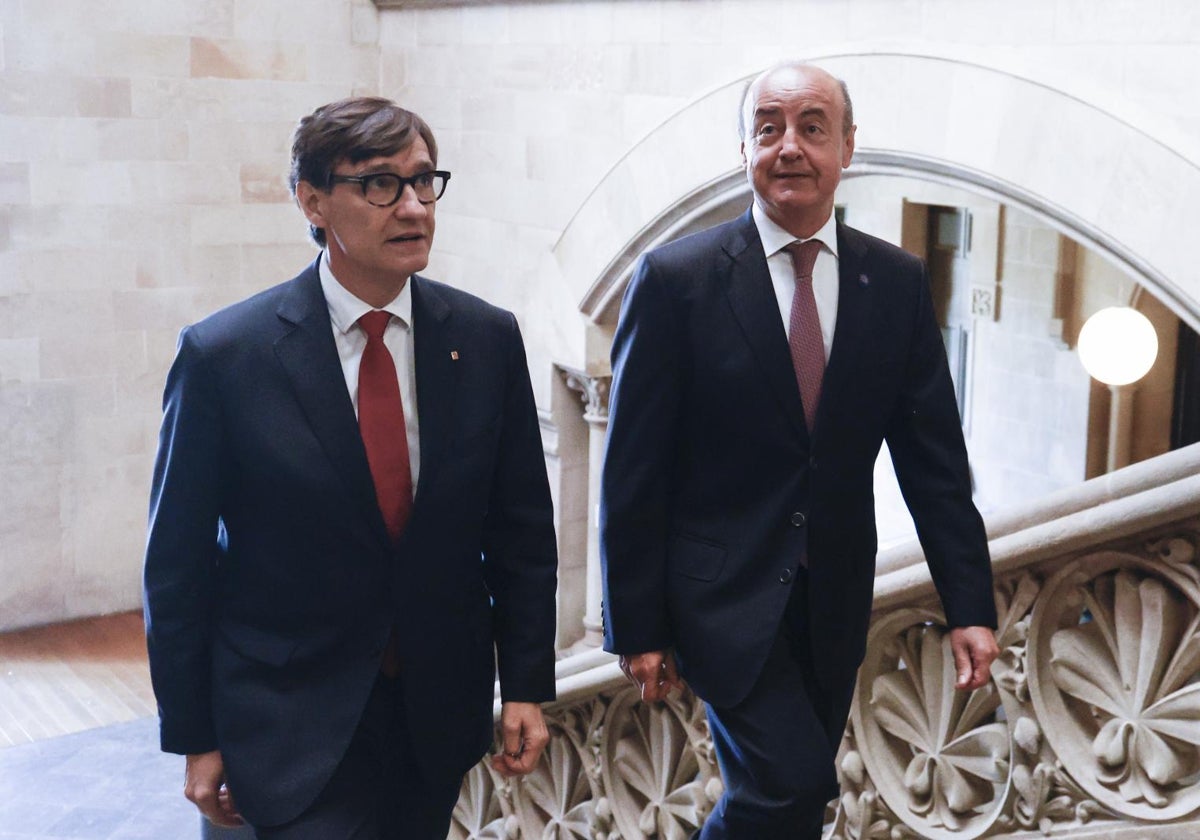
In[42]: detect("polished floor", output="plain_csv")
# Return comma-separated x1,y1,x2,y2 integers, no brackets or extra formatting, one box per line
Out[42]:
0,612,196,838
0,612,156,748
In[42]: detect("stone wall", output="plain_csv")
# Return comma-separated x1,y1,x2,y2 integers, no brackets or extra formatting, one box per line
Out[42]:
969,207,1094,509
0,0,381,629
3,0,1200,629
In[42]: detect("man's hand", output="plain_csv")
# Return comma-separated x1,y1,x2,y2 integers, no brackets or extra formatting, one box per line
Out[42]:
619,649,685,703
185,750,243,828
949,626,1000,691
490,701,550,778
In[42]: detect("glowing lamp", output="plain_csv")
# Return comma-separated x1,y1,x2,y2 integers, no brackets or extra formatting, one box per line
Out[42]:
1077,306,1158,386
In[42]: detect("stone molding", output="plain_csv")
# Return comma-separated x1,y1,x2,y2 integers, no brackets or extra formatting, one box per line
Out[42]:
373,1,504,7
557,364,612,423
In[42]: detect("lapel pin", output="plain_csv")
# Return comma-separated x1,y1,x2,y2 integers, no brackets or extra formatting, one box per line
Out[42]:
450,350,459,361
859,274,870,287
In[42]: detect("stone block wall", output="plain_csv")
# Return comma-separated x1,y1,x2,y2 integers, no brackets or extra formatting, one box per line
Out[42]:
0,0,381,630
969,207,1094,510
3,0,1200,629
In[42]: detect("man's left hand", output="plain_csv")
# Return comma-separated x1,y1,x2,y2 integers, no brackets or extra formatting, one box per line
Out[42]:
949,625,1000,691
490,701,550,778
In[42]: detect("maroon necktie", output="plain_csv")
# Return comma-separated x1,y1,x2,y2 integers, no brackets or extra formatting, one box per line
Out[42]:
357,310,413,542
784,240,825,433
357,311,411,677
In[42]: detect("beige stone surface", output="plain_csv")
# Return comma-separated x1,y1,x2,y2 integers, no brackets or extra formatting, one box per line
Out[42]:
190,37,307,82
3,0,1200,638
0,162,29,204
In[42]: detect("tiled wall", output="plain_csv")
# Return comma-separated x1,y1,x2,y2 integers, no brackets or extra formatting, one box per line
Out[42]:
3,0,1199,629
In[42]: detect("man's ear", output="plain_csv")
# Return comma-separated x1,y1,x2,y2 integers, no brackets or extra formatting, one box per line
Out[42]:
841,125,857,169
739,140,748,168
295,181,326,230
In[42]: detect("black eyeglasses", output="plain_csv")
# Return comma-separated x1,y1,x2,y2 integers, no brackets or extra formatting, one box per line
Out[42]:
328,170,451,206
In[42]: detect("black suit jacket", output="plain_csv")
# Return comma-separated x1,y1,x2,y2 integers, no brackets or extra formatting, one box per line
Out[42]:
601,210,996,727
144,261,557,827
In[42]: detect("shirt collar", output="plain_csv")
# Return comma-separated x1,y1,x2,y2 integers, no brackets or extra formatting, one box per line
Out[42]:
318,251,413,335
751,202,840,260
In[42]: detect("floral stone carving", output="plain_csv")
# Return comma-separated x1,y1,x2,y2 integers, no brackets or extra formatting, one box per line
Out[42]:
600,688,721,839
852,608,1010,839
1027,551,1200,820
451,530,1200,839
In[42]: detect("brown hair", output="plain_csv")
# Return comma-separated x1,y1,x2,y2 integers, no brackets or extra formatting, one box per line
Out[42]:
289,97,439,246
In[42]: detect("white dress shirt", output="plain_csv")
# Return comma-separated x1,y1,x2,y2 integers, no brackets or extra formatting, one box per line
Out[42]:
319,253,420,491
752,203,840,361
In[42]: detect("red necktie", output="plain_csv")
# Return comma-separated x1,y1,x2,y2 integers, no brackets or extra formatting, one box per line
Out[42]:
357,310,413,543
784,240,825,433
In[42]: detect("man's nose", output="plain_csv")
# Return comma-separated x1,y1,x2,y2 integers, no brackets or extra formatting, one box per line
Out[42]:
779,127,804,158
392,184,427,216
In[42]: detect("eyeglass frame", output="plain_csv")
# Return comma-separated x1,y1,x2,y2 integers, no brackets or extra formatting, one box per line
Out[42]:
327,169,452,207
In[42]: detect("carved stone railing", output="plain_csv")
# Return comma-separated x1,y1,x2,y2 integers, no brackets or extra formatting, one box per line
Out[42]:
452,444,1200,839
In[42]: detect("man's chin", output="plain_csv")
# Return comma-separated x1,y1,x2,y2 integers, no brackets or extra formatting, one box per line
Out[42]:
397,261,429,279
386,251,430,278
771,187,821,206
762,197,836,235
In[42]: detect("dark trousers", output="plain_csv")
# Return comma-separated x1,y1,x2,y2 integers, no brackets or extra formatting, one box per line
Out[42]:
253,673,462,840
698,569,840,840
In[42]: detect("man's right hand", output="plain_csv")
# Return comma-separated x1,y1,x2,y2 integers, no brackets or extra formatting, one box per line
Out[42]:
185,750,244,828
619,649,685,703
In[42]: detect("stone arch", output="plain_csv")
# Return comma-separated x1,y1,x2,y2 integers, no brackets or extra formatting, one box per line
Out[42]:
554,53,1200,333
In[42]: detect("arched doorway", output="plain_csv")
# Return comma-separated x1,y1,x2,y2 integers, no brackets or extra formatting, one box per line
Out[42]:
553,53,1200,540
557,53,1200,334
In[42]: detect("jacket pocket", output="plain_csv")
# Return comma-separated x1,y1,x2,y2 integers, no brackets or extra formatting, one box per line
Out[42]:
669,532,728,582
217,619,299,668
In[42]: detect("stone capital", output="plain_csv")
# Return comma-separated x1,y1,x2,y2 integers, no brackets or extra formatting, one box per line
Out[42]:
557,364,611,423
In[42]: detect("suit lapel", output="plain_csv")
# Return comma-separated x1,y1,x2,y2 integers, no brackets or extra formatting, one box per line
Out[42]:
720,210,809,444
409,275,457,504
273,263,386,542
819,223,873,432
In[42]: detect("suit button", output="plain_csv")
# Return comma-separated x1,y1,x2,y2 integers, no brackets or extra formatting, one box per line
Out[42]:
790,512,806,527
780,568,793,583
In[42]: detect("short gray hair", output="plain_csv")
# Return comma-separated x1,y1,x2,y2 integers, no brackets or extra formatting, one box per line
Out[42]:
737,67,854,140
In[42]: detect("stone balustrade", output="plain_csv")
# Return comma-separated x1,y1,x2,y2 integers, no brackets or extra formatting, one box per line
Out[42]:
451,443,1200,839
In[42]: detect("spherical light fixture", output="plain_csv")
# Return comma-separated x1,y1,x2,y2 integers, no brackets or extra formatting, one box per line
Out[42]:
1077,306,1158,386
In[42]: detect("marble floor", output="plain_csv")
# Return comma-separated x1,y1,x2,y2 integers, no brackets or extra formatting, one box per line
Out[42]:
0,613,196,838
0,716,196,839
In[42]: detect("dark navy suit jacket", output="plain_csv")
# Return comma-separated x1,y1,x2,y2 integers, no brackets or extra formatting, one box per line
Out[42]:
144,261,557,827
601,210,996,733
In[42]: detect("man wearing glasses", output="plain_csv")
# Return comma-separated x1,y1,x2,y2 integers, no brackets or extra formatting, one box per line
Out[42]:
144,97,558,839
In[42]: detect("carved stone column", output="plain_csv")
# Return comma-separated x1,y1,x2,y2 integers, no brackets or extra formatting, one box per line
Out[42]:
559,365,611,649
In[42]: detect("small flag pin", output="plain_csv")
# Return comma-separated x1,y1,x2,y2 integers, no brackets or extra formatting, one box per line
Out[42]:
859,274,870,287
450,350,460,360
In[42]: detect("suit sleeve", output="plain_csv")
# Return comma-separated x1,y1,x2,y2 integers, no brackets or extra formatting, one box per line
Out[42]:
600,254,682,655
885,263,998,630
143,326,223,754
481,313,559,703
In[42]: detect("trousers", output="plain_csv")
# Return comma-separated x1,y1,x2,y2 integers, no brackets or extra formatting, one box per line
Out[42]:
697,569,841,840
253,672,462,840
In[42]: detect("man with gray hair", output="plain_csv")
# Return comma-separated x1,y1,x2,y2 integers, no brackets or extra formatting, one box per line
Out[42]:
601,62,1000,838
145,96,558,839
